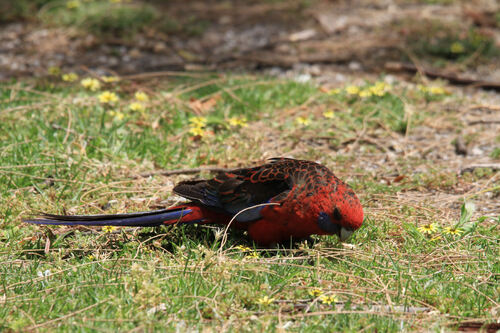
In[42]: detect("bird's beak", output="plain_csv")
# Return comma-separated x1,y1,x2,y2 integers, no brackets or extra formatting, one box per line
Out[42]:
340,227,354,242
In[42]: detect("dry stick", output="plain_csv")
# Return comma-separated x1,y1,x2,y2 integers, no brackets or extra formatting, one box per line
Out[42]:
0,162,66,169
470,104,500,111
0,169,86,184
122,71,212,80
25,299,107,331
460,163,500,175
339,137,388,153
467,119,500,125
8,86,58,99
2,101,53,114
217,202,281,254
136,167,230,178
385,62,500,91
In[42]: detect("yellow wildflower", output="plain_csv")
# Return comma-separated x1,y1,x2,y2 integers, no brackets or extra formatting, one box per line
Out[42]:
418,223,437,234
295,116,310,126
369,82,390,96
189,117,207,127
450,42,465,54
134,91,149,102
428,86,447,95
48,66,61,76
109,110,124,120
235,245,252,252
345,85,360,95
189,126,206,137
228,116,248,127
359,89,373,98
87,255,95,260
417,85,447,95
81,78,101,91
98,91,118,104
245,251,260,259
319,295,338,305
62,72,79,82
256,296,275,305
102,226,117,233
66,0,80,8
443,227,463,235
308,288,323,297
101,76,120,83
328,88,341,95
323,110,334,119
129,102,145,112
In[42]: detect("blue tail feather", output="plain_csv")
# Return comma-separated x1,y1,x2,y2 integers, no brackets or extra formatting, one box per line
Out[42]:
23,208,193,227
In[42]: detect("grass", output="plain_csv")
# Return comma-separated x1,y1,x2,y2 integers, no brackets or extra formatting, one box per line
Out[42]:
38,0,156,38
401,19,499,67
0,73,499,331
1,0,208,38
0,0,57,23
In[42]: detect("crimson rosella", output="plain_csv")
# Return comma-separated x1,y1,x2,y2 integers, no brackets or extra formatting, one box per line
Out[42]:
24,158,364,245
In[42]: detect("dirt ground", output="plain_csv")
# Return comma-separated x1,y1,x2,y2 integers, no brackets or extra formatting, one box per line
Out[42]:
1,0,499,79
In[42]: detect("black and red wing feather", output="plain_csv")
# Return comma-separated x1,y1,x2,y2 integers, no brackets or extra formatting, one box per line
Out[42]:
173,159,296,213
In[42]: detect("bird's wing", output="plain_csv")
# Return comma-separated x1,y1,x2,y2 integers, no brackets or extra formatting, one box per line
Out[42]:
173,159,295,222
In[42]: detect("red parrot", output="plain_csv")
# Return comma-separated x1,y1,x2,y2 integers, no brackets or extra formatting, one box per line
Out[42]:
24,158,364,245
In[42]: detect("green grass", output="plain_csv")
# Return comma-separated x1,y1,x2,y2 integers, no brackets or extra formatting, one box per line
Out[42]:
0,0,58,23
1,74,498,331
401,19,499,66
36,0,211,39
39,0,156,38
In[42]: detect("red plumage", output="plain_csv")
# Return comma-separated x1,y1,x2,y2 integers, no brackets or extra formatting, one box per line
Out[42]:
24,158,364,245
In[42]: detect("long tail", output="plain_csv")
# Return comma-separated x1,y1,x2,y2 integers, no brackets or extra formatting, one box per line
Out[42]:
23,205,211,227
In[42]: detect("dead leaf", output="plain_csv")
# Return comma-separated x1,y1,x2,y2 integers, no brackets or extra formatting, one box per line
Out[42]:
393,175,405,183
319,86,330,93
289,29,316,42
188,95,220,114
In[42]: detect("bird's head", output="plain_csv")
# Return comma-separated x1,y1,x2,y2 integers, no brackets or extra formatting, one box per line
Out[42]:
316,182,364,241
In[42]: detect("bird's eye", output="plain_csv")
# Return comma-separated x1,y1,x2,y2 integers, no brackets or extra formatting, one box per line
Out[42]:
333,207,342,221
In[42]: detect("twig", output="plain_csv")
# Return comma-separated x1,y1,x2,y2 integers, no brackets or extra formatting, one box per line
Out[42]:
469,105,500,111
121,71,211,80
2,101,53,114
460,164,500,175
385,62,500,91
467,119,500,125
136,167,231,178
339,137,388,153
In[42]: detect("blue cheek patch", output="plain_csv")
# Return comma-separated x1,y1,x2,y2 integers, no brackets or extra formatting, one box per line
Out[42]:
317,212,340,234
